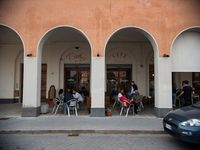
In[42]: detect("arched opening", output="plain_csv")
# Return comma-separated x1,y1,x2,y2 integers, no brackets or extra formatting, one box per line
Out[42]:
0,24,24,104
171,27,200,107
104,27,158,116
37,26,92,116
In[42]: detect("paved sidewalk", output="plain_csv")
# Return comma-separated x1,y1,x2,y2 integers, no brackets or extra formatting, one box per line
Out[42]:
0,103,165,134
0,116,164,134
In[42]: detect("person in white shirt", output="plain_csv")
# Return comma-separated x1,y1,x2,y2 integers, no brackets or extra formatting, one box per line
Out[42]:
72,89,83,104
118,89,124,102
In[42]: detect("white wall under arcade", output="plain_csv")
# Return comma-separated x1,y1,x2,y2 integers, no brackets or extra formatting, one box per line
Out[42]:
171,30,200,93
171,31,200,72
0,44,23,103
105,42,154,97
42,42,91,98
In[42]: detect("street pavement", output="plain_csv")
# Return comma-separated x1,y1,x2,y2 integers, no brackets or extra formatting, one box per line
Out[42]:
0,133,199,150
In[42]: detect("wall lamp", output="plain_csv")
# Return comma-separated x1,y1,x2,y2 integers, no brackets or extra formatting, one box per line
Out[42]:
27,54,32,57
75,47,79,49
97,53,100,57
163,54,169,57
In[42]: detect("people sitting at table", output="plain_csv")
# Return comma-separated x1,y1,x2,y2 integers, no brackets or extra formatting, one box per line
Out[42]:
63,90,74,114
131,90,143,116
72,89,83,104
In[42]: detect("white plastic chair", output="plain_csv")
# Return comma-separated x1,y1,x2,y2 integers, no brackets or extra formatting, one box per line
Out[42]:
120,101,131,117
125,103,134,117
113,96,120,107
138,101,144,113
54,98,63,114
51,98,60,114
126,101,144,116
65,99,78,117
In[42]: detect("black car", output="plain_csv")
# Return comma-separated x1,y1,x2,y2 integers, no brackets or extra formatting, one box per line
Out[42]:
163,101,200,144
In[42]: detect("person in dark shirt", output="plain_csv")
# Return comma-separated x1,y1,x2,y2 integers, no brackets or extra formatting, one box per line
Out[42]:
110,86,118,97
110,86,118,103
130,81,138,95
177,80,194,106
172,83,178,107
63,90,74,114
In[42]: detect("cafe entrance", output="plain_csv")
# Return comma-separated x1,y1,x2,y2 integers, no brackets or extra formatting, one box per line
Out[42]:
64,65,90,96
107,65,132,96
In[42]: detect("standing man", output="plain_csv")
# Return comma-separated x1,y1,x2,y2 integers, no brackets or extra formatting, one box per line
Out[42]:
130,81,138,95
177,80,194,106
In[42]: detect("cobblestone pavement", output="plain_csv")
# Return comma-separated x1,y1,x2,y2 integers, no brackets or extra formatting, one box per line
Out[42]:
0,134,198,150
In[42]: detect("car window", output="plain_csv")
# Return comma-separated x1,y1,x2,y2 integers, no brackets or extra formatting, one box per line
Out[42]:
192,101,200,108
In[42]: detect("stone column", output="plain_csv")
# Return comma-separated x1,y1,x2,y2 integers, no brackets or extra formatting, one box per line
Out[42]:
21,56,41,117
154,57,172,117
90,56,105,117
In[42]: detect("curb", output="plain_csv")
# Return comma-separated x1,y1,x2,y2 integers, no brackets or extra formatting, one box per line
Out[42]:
0,129,165,135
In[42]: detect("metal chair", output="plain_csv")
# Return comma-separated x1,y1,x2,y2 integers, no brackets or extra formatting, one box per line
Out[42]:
126,101,144,116
125,103,134,117
51,98,60,114
120,101,131,117
54,98,63,114
113,96,120,107
65,99,78,117
137,101,144,113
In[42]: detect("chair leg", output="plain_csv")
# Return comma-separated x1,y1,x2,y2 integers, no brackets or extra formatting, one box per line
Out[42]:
54,105,60,114
120,107,123,116
139,104,142,113
67,107,70,117
77,103,79,109
52,104,57,113
64,105,66,115
75,107,78,116
141,102,144,108
113,101,116,107
126,107,130,117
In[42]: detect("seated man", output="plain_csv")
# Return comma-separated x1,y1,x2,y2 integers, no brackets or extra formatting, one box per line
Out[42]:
63,90,74,114
131,90,143,116
120,92,131,108
72,89,83,104
110,86,118,101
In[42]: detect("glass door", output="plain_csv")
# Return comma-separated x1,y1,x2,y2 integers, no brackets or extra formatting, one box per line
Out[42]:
64,68,90,96
107,69,131,96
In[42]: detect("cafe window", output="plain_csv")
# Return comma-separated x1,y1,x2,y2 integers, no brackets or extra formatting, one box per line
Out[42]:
107,65,132,96
192,72,200,96
64,64,90,96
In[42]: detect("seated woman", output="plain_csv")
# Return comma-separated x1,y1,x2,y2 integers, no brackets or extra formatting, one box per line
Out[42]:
120,92,131,108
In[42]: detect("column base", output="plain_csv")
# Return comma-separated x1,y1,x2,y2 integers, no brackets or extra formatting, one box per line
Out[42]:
154,107,172,118
90,108,105,117
21,106,41,117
